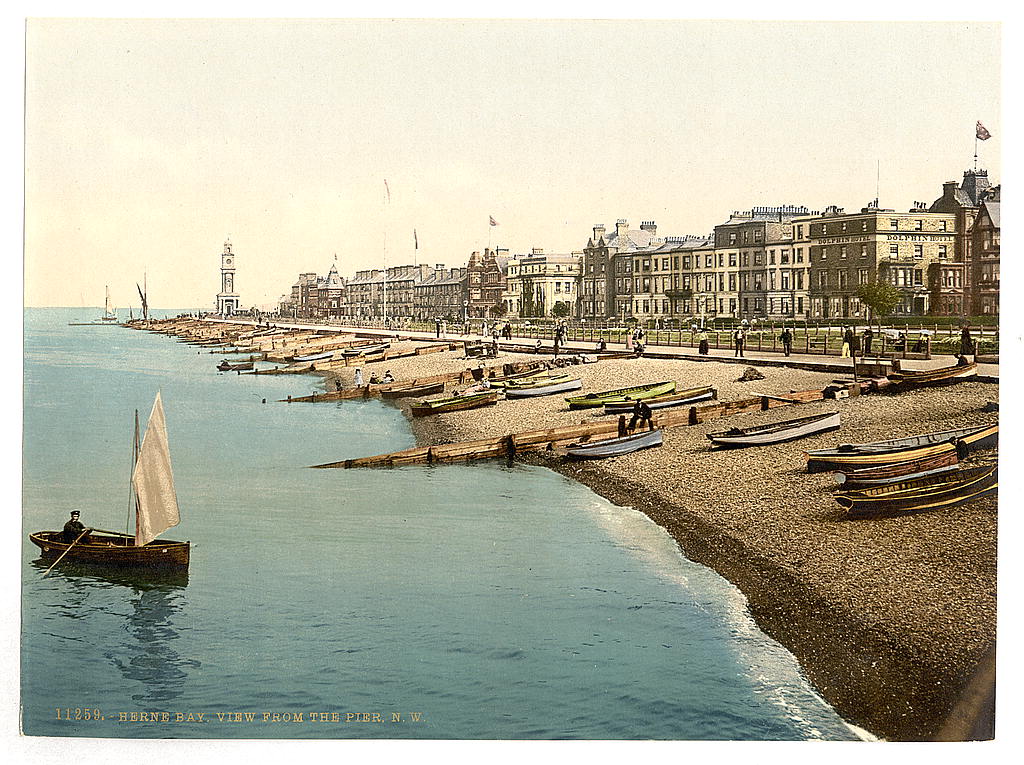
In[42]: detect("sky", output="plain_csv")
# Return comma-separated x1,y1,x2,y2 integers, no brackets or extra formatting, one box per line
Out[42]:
24,18,1001,310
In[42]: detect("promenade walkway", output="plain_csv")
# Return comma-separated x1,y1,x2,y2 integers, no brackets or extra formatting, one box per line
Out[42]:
205,317,999,382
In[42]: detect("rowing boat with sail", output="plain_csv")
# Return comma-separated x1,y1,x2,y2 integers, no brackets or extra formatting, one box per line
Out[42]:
29,392,190,570
68,285,120,326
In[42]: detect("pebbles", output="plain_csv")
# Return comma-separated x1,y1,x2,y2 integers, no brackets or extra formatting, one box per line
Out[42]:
381,349,997,740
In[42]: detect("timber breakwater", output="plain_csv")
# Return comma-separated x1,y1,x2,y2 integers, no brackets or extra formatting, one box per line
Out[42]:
131,317,997,741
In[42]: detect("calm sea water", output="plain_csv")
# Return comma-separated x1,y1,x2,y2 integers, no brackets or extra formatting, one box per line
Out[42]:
21,308,862,740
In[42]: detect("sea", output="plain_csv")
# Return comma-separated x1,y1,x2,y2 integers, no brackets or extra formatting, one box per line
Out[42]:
21,308,864,740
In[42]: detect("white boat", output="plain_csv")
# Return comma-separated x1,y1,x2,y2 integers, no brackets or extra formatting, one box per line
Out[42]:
68,285,120,326
707,411,841,448
291,349,337,363
565,428,664,459
341,342,391,357
504,378,583,398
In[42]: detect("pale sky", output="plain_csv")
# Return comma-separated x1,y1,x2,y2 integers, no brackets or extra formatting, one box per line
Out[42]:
24,18,1001,309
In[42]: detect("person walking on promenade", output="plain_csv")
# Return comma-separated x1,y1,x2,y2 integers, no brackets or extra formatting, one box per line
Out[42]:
625,329,634,352
435,317,441,338
862,327,874,355
733,327,745,357
960,324,975,359
698,329,709,356
779,326,793,357
842,326,855,358
503,322,512,340
440,320,447,339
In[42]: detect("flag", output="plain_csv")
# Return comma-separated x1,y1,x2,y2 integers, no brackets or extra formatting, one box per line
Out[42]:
976,121,992,141
489,216,499,226
414,229,418,250
384,179,391,202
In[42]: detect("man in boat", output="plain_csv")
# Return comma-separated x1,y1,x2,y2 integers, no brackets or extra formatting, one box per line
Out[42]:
62,510,90,544
628,400,654,432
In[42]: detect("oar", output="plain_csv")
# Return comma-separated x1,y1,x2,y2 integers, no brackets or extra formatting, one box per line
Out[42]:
42,528,91,577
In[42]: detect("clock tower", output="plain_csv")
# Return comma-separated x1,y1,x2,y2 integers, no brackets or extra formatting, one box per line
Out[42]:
216,239,240,315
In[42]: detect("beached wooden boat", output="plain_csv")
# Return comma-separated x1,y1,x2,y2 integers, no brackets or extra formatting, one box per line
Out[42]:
836,464,997,518
504,377,583,398
707,411,840,448
380,381,446,399
603,386,716,414
887,362,977,388
565,380,676,409
488,369,559,388
806,423,997,460
565,428,663,459
832,444,960,488
409,390,499,417
341,342,391,357
217,360,254,371
290,349,337,363
29,392,190,570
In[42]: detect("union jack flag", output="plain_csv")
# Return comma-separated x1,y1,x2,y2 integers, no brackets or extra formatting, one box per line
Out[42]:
489,216,499,226
976,121,992,141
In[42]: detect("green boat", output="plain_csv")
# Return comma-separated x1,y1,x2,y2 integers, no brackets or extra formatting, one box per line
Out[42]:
488,369,560,389
409,390,499,417
565,380,676,410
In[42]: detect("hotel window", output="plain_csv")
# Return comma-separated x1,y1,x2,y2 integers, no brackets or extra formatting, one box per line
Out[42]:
732,253,740,267
796,248,804,263
754,252,763,265
729,274,736,290
673,257,679,269
838,271,848,288
860,245,868,258
890,244,899,256
781,271,790,289
890,219,898,230
821,247,828,260
663,258,670,270
841,222,848,232
769,250,776,265
796,225,804,238
780,249,789,264
914,220,923,231
840,246,848,259
818,271,828,288
718,254,725,267
914,270,923,286
858,268,869,285
938,245,947,259
743,231,751,243
754,230,763,242
940,220,948,231
820,224,828,236
729,233,737,245
706,254,713,267
683,256,691,269
862,220,869,232
913,245,923,259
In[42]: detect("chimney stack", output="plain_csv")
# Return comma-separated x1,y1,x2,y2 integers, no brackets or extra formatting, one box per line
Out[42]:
616,219,629,239
593,224,605,242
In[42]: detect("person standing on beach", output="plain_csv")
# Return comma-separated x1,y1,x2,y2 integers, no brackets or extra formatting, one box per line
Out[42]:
733,327,745,357
842,326,855,358
960,324,974,359
779,327,793,357
354,367,364,387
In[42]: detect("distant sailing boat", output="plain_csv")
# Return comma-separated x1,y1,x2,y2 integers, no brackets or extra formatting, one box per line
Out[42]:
30,392,191,570
67,285,121,326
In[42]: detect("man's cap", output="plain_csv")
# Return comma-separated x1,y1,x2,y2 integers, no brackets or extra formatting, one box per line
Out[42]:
70,510,80,516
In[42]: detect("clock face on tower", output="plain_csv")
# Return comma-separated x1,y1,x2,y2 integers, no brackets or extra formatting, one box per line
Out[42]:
225,257,233,267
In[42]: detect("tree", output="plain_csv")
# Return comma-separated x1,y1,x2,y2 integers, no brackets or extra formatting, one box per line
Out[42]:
489,302,507,318
551,301,571,319
857,281,901,330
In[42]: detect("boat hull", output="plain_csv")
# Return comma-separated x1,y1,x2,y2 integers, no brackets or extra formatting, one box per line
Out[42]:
566,381,676,409
708,411,841,448
888,362,977,388
805,424,997,472
505,378,583,398
832,445,960,487
409,391,499,416
836,465,997,518
380,382,446,399
603,386,716,413
29,531,190,570
565,428,663,459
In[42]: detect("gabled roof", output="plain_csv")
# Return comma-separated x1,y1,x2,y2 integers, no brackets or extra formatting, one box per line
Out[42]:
981,201,1000,229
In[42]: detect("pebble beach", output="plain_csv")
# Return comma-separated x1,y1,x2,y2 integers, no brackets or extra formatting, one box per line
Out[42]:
327,341,998,741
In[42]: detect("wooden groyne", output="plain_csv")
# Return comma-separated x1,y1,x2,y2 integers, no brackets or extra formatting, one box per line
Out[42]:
311,386,837,468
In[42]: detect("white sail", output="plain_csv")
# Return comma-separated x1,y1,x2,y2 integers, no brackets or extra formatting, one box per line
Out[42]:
131,392,181,546
104,286,116,319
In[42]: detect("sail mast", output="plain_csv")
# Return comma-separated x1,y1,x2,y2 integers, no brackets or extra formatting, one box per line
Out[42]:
126,409,140,536
131,392,181,546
